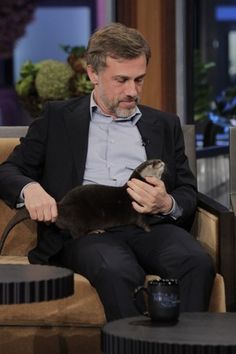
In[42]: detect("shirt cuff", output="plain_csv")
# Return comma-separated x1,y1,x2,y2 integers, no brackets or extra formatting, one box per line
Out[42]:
16,182,39,209
161,196,183,220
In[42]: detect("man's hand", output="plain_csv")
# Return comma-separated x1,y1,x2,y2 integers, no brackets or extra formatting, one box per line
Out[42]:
127,176,173,215
23,183,58,222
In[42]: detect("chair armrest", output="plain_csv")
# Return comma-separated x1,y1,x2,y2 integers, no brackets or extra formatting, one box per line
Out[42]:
230,192,236,216
192,192,236,311
230,127,236,216
0,201,36,257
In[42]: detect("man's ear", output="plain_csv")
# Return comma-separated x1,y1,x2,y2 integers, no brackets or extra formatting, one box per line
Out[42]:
87,65,98,85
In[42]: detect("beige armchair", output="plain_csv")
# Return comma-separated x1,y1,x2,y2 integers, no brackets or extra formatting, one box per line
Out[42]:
183,125,235,311
0,125,231,354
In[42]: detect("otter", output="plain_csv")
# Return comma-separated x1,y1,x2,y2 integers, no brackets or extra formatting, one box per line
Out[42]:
0,159,165,251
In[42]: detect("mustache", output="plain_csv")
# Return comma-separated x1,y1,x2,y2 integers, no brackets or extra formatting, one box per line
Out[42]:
119,96,139,103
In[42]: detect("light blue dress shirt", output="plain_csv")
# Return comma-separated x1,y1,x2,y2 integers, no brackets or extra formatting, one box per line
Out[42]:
83,96,147,186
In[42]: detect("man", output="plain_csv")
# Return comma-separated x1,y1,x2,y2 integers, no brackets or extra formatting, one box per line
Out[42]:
0,23,215,321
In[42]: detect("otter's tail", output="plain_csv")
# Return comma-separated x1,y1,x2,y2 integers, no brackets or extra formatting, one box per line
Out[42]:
0,207,30,254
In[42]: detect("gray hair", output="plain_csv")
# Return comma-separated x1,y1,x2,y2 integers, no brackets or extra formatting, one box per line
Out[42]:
86,22,151,72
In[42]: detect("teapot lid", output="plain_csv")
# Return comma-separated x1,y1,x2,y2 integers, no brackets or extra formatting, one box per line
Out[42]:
149,278,178,286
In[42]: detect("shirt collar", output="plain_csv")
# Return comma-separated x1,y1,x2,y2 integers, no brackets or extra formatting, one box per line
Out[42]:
89,92,141,126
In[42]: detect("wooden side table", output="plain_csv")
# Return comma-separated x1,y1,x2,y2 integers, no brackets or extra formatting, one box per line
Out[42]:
0,264,74,304
102,313,236,354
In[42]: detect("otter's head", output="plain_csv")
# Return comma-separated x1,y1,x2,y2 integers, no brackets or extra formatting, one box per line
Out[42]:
135,159,165,180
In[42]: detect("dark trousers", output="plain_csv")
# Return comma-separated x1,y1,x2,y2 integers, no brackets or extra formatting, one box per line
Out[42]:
55,223,216,321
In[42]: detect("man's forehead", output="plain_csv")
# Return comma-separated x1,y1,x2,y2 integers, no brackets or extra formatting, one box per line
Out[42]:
105,54,146,64
103,55,147,76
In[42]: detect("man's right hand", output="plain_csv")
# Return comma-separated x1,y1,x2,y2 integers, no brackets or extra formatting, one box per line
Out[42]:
23,183,58,223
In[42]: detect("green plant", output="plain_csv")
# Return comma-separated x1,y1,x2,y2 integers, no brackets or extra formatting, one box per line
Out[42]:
35,60,74,100
15,45,93,117
61,45,93,95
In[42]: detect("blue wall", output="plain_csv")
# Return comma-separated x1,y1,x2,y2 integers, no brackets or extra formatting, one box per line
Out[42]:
14,6,91,82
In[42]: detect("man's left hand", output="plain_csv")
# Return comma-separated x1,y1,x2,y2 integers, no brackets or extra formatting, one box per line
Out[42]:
127,176,173,215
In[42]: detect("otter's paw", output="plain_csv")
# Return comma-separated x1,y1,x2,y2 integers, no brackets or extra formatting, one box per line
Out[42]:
88,229,105,235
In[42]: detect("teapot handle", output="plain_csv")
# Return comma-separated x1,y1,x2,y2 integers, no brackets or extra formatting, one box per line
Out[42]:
133,286,149,316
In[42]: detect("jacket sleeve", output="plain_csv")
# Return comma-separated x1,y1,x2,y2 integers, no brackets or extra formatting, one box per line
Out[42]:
0,107,49,209
169,118,198,229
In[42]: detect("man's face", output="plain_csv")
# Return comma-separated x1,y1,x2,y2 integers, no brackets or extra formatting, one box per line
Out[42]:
87,55,147,118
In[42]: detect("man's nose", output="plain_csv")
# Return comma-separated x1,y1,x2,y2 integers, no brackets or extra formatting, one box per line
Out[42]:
124,80,138,97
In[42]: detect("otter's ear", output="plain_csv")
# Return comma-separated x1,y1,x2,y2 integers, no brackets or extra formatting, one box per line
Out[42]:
87,65,98,85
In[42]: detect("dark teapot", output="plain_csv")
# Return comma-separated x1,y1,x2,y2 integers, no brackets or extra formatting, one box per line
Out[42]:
133,278,180,322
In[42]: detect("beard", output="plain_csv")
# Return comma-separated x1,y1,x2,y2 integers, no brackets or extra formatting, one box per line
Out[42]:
100,93,140,118
114,104,138,118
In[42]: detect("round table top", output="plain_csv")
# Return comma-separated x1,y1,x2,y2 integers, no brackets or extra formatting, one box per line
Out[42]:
102,313,236,354
0,264,74,304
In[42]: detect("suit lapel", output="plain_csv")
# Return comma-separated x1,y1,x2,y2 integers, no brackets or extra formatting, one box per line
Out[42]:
137,107,164,159
63,96,90,184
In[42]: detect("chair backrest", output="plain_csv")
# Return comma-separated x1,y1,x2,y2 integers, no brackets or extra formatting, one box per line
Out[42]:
0,126,28,137
181,124,197,178
229,127,236,215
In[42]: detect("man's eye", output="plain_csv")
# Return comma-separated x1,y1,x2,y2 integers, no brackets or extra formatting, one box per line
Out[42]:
116,78,126,83
136,78,144,84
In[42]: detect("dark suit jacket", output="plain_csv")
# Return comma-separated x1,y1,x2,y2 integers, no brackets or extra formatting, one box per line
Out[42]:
0,95,197,263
